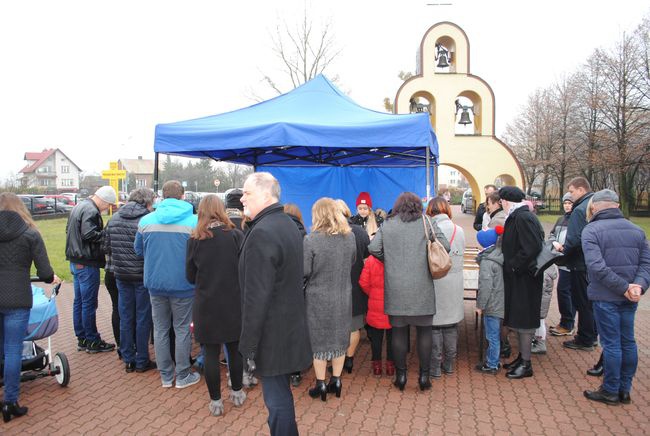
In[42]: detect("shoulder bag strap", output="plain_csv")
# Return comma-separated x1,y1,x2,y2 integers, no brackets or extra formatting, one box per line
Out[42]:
449,224,458,245
424,215,437,241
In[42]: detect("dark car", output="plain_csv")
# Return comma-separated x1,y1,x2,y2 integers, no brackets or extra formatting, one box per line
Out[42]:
18,195,55,215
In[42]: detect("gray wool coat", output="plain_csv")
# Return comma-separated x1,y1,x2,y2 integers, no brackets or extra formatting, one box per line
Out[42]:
304,231,357,358
368,215,450,316
431,214,466,326
540,264,558,319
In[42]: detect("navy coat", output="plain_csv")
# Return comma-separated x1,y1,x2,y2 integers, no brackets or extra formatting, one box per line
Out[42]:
582,208,650,301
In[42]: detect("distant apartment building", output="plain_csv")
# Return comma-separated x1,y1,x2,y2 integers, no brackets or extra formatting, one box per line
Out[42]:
19,148,82,192
118,156,154,191
438,166,469,189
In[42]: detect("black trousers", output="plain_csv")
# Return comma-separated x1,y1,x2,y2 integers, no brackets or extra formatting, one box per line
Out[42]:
204,342,242,400
104,271,120,346
261,374,298,436
571,270,597,345
367,326,393,361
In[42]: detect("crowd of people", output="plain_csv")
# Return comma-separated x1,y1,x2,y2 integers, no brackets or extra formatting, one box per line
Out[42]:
0,173,648,434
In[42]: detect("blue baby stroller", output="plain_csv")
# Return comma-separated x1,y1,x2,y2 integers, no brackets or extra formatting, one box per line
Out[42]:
0,283,70,388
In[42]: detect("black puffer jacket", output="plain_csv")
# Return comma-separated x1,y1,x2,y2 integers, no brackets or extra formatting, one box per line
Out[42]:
104,202,150,282
65,199,105,267
0,211,54,309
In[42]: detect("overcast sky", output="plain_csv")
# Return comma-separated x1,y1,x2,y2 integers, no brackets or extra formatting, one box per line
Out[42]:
0,0,647,180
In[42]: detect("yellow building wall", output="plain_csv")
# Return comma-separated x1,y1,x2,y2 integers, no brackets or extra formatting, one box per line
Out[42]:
395,22,524,207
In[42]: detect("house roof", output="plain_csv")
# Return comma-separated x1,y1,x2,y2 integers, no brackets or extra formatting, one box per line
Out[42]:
20,148,81,174
119,158,154,174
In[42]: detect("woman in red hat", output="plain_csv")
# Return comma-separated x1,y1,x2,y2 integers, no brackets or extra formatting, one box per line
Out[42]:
350,192,384,238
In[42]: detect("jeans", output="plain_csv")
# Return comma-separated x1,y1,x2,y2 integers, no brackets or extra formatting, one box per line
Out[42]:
261,374,298,436
556,269,575,330
150,295,193,383
570,271,596,345
593,300,638,394
116,280,152,368
70,263,101,342
483,315,501,369
0,308,30,403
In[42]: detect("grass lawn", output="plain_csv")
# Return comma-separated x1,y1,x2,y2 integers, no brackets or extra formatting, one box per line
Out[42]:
538,214,650,238
33,217,72,281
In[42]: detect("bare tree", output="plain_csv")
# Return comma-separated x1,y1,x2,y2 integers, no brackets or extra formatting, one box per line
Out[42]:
597,32,650,216
261,6,341,95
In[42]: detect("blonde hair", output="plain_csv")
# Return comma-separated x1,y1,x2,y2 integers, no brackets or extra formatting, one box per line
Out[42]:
364,212,378,237
586,197,595,222
312,198,351,235
0,192,37,229
335,199,352,218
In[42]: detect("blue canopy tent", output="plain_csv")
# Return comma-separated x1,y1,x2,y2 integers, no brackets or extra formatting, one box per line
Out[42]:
153,74,439,225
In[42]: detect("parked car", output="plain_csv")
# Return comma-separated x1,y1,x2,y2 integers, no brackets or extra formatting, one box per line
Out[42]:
460,189,474,214
18,195,55,215
526,191,546,211
45,195,76,213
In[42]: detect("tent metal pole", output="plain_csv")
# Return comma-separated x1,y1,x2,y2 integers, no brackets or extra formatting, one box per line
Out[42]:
425,146,431,200
153,152,160,194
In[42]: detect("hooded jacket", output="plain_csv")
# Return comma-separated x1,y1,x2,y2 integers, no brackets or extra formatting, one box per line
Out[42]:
0,211,54,309
476,245,505,318
359,255,390,329
104,201,150,282
582,207,650,302
134,198,197,297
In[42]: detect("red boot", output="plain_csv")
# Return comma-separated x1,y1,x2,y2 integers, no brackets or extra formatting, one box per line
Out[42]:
372,360,383,376
385,360,395,377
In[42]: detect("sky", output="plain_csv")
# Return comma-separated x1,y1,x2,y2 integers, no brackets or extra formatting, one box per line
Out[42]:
0,0,648,180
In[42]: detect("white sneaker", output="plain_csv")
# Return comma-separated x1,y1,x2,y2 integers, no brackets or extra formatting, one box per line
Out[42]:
162,380,173,388
175,371,201,389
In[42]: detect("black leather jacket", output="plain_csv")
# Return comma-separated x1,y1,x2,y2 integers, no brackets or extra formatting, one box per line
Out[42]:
65,199,106,267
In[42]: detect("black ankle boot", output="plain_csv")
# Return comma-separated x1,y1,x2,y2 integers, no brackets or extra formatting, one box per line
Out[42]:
506,359,533,379
308,379,327,401
2,402,28,423
343,356,354,374
587,353,604,377
418,369,432,391
394,368,407,391
327,376,343,398
503,353,522,370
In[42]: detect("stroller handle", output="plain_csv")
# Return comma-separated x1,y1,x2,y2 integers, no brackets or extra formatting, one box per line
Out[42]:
30,277,62,297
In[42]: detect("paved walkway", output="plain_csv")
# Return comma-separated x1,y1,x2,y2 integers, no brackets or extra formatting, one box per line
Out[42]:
4,207,649,435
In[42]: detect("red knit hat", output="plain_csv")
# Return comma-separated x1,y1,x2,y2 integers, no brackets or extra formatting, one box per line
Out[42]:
356,192,372,209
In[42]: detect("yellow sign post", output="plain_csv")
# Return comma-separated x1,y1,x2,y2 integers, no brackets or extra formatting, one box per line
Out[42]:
101,161,126,216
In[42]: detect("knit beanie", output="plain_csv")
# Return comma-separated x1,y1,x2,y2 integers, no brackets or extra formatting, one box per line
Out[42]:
356,192,372,209
225,189,244,211
562,192,573,203
94,186,117,205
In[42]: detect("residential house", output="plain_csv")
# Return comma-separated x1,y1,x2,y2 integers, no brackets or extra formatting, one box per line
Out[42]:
19,148,82,192
118,156,154,191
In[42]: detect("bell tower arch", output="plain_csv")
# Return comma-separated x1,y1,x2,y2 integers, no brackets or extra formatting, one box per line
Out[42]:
395,22,524,208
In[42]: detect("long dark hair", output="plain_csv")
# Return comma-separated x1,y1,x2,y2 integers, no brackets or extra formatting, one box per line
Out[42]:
191,194,234,240
389,192,423,222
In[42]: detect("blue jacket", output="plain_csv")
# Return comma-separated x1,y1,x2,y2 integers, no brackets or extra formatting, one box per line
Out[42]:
563,192,593,271
134,198,197,297
582,208,650,302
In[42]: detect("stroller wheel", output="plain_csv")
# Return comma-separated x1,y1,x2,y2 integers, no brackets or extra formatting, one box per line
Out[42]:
53,352,70,387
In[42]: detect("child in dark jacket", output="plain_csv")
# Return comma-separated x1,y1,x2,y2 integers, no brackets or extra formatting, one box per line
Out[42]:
475,226,505,374
359,255,393,376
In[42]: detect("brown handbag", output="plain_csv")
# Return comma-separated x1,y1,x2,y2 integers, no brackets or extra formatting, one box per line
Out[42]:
422,216,452,279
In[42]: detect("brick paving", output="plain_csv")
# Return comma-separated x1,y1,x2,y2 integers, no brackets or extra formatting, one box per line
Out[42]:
4,207,649,435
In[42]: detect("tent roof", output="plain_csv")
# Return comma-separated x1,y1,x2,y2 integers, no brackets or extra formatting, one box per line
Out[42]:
153,75,438,167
